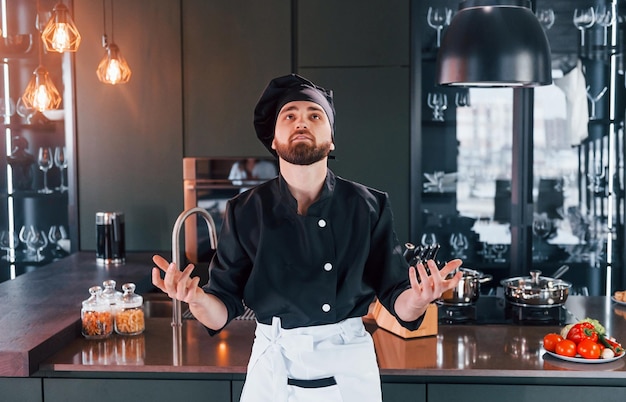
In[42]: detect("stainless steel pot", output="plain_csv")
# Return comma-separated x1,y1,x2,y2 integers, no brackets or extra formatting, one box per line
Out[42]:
440,267,492,305
500,269,572,306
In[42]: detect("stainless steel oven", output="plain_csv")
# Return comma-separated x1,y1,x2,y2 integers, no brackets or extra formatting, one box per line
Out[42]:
182,157,278,267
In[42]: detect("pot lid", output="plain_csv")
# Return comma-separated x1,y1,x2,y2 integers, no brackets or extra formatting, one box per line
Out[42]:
501,270,572,290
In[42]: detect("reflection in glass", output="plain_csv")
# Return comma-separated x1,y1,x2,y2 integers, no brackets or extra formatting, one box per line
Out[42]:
453,84,578,269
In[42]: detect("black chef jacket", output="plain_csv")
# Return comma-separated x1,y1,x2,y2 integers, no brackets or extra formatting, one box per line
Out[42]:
204,169,424,334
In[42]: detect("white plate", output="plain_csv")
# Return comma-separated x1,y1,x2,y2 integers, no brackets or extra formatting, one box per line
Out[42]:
611,296,626,306
545,350,625,364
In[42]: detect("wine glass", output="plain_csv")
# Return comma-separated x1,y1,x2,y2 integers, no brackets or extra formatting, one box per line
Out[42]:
16,97,36,123
19,225,35,258
573,7,595,47
532,213,553,262
48,225,68,257
455,92,470,107
536,8,555,30
36,10,52,33
595,4,615,46
585,85,607,120
587,161,606,195
492,244,508,263
26,228,48,262
38,147,54,194
427,7,452,48
449,233,468,259
54,146,68,192
0,230,19,261
421,232,437,247
0,97,16,118
427,93,447,121
532,214,554,240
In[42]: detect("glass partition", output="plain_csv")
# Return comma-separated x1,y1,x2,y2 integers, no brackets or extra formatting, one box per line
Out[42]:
416,0,625,294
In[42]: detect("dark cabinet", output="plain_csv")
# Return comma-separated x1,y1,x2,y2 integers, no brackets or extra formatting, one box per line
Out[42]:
43,378,230,402
297,0,412,242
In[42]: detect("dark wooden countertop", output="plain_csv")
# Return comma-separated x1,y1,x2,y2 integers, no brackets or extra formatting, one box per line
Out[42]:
0,252,160,377
38,306,626,384
4,252,626,383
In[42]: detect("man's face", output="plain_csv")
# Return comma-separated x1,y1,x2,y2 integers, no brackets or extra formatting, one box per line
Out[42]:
272,100,334,165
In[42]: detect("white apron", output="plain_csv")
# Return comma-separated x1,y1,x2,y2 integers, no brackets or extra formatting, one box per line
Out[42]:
239,317,382,402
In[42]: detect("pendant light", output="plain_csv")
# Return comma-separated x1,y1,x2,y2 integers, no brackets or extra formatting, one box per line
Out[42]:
21,0,62,112
96,0,131,85
436,0,552,87
21,66,62,112
41,2,81,53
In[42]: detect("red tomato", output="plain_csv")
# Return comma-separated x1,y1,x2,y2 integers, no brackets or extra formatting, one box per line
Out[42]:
543,333,564,352
577,339,602,359
555,339,577,357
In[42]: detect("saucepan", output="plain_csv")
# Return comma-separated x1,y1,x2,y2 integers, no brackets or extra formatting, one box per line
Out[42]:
500,265,571,307
439,267,492,306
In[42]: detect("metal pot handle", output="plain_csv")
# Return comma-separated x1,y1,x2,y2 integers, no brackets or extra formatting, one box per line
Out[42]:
478,274,493,284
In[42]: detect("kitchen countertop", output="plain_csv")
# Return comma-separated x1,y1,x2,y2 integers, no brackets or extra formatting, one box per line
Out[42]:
38,302,626,384
3,252,626,384
0,252,160,377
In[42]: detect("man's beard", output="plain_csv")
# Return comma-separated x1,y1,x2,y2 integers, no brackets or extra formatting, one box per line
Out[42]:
274,139,333,165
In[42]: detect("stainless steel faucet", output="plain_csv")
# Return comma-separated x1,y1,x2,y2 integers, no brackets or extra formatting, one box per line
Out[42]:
171,206,218,326
170,207,217,365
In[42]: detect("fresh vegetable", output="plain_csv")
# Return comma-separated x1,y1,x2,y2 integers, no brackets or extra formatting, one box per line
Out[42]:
602,348,615,359
598,333,624,355
566,322,598,344
560,323,574,339
555,339,577,357
579,317,606,335
548,318,623,360
577,339,601,359
543,333,564,352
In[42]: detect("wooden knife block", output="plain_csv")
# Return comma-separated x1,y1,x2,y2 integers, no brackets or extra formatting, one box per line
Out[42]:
366,300,438,339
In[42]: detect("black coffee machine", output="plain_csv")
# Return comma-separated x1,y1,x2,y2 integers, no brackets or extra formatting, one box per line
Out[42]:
96,212,125,264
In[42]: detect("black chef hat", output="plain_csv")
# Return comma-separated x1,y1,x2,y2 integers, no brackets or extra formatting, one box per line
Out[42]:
254,74,335,157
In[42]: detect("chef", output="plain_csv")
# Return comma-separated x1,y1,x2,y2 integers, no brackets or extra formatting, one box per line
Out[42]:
152,74,462,402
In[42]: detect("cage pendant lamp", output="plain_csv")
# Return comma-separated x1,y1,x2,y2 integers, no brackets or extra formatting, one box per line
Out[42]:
97,0,131,85
41,2,81,53
436,0,552,87
97,42,132,85
21,65,62,112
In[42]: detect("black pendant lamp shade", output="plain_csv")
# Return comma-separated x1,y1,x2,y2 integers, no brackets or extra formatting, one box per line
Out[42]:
436,0,552,87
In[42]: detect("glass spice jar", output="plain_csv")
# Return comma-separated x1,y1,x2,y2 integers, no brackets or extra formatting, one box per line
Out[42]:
114,283,145,336
81,285,114,339
101,279,122,308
